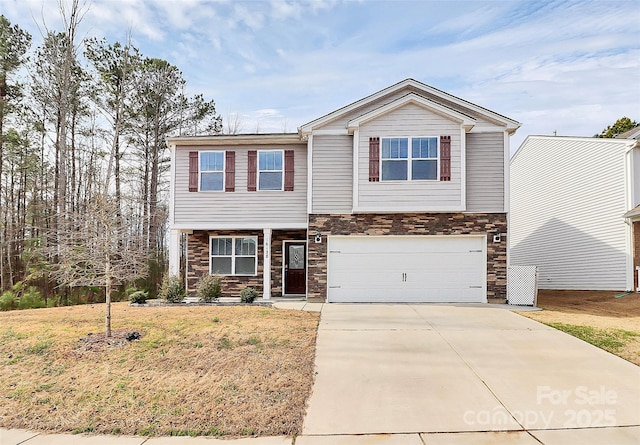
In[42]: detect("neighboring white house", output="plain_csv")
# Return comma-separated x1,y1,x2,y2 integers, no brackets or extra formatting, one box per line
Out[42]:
167,79,520,303
510,134,640,291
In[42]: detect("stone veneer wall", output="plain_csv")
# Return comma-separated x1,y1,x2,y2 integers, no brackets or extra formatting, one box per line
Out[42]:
307,213,508,303
187,230,263,297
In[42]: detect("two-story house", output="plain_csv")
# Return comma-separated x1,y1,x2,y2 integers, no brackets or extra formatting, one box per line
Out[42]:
167,79,520,303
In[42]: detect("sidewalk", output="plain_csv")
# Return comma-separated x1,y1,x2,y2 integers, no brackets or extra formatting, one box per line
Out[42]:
4,427,640,444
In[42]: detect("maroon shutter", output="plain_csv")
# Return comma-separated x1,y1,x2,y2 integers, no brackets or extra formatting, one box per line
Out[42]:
369,137,380,182
284,150,294,191
225,151,235,192
247,150,257,191
189,151,198,191
440,136,451,181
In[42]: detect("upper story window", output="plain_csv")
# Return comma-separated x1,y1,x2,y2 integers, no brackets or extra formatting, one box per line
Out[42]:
200,151,224,191
381,137,438,181
258,150,283,191
189,150,234,192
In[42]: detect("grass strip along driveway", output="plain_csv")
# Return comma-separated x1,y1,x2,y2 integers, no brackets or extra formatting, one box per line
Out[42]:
519,290,640,366
0,302,319,437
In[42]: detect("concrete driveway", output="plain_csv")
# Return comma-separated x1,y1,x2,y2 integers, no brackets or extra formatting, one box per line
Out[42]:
302,304,640,444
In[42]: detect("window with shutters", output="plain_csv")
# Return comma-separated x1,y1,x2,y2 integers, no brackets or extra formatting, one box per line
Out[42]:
380,137,439,181
200,151,225,191
258,150,283,191
210,236,257,276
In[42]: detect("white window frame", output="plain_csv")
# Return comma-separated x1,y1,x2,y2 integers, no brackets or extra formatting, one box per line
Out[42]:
199,150,225,192
258,149,284,191
209,236,258,276
380,136,440,182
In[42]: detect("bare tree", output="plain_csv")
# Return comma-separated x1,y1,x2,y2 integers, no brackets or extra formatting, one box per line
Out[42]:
224,110,244,134
43,196,148,336
55,0,86,225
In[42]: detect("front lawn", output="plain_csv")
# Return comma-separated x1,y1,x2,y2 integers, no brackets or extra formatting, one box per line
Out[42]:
0,302,319,437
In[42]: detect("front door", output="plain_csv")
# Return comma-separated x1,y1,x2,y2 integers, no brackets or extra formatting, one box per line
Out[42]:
284,242,306,295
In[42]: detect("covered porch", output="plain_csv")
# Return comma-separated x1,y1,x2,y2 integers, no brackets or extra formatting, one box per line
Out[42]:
168,227,308,300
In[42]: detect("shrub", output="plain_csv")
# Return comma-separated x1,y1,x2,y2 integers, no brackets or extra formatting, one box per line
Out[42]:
19,287,46,309
197,275,222,303
0,291,17,311
240,287,258,304
159,275,185,303
128,290,148,304
0,286,45,311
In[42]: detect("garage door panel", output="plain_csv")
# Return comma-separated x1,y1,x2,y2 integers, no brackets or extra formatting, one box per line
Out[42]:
327,236,486,303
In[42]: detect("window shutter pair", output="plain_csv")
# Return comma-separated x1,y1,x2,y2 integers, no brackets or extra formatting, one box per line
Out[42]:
188,151,235,192
366,136,451,182
247,150,295,191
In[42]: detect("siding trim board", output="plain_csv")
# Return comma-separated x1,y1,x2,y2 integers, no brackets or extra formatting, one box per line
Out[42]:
307,135,313,214
172,222,308,230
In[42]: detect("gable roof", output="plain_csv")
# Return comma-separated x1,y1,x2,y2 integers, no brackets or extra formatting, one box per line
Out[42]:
346,93,476,133
299,78,520,135
616,126,640,140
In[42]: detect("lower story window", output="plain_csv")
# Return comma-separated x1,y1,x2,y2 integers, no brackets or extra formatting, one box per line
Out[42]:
210,236,257,275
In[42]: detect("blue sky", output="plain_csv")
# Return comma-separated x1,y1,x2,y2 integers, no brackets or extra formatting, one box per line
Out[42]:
3,0,640,152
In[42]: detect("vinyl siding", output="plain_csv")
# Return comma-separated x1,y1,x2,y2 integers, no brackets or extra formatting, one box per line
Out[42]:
510,137,628,290
466,132,504,212
357,103,462,210
173,144,307,227
312,135,352,213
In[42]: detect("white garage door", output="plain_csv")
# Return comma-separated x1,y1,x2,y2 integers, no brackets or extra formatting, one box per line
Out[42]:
327,236,486,303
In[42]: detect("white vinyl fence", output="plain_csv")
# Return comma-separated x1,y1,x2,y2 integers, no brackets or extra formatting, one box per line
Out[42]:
507,265,538,306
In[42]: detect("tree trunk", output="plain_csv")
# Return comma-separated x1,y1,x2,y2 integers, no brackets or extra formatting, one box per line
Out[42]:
105,255,111,337
0,75,4,291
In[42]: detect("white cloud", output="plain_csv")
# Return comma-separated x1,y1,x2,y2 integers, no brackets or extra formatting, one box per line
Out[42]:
269,0,302,20
2,0,638,145
232,4,264,31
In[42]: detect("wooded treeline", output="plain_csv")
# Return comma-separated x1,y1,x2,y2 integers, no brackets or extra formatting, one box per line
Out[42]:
0,6,221,305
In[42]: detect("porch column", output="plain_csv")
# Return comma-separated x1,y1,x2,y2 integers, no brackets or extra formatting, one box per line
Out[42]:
168,229,181,277
263,228,272,300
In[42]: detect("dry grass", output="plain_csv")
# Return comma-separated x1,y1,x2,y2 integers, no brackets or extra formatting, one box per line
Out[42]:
0,302,320,437
519,290,640,366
